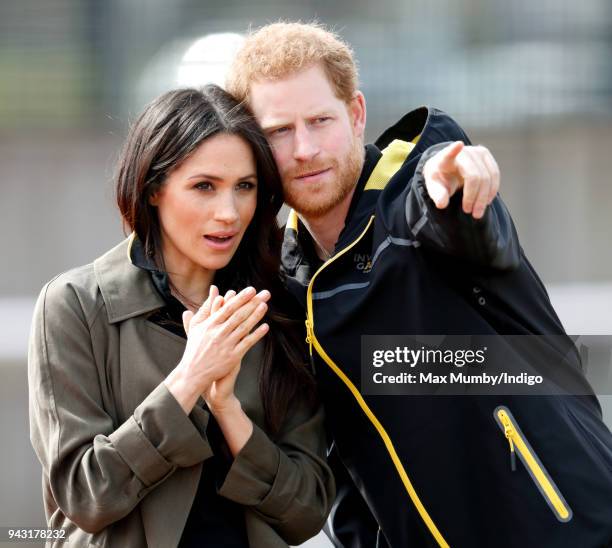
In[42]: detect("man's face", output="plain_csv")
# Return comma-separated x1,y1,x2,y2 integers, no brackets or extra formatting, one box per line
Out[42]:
249,63,366,219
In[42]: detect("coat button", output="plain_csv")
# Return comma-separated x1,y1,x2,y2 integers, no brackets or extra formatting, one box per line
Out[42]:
473,286,481,294
478,296,486,306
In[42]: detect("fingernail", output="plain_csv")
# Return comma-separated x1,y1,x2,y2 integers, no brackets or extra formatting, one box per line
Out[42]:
257,290,271,301
257,302,267,312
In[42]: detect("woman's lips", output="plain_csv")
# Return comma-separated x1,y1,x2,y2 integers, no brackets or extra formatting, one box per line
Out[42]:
203,233,237,250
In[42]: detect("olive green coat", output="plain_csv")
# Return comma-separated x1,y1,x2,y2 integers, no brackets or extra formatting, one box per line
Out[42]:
28,238,334,547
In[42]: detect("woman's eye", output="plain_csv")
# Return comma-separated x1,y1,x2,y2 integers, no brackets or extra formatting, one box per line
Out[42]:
237,181,256,191
194,182,213,191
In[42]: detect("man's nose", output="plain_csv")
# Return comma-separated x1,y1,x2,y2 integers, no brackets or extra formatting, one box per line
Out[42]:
293,125,319,162
214,192,240,224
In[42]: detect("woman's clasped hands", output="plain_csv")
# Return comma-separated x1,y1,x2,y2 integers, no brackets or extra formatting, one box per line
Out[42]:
166,285,271,416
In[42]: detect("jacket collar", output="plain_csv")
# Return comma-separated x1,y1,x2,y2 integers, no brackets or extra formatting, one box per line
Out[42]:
93,234,165,324
281,106,469,276
375,105,470,153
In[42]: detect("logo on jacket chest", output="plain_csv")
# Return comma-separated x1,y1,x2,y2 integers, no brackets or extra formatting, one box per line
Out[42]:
353,253,372,273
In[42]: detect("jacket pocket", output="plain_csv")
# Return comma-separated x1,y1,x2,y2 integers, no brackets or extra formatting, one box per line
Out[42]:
494,405,573,523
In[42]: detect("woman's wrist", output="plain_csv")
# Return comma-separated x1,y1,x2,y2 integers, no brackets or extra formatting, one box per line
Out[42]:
210,397,253,457
207,394,242,418
165,367,211,415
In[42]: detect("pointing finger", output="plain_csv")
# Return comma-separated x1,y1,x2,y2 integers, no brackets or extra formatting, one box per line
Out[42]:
436,141,465,172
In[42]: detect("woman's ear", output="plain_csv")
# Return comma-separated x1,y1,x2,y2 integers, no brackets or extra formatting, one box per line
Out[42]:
148,190,160,206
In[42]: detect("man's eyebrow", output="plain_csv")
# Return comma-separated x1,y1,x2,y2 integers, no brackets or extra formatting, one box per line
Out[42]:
308,110,334,118
261,112,333,131
261,121,292,132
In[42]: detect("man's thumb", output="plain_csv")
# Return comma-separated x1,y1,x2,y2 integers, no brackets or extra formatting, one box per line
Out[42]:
427,178,450,209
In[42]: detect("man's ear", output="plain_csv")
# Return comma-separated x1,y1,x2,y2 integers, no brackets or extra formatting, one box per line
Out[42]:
349,91,366,139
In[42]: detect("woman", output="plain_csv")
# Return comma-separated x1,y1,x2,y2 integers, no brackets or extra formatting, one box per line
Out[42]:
28,85,334,548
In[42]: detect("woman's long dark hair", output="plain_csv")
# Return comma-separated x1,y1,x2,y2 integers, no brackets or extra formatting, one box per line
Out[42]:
116,85,315,433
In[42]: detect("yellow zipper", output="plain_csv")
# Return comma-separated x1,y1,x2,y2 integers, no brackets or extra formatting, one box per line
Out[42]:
305,319,313,355
495,406,572,523
306,215,450,548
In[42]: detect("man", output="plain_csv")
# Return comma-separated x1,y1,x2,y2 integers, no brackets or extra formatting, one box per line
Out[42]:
227,22,612,548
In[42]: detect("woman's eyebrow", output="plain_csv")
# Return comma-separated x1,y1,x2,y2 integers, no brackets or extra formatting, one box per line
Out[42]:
187,172,257,181
187,173,222,180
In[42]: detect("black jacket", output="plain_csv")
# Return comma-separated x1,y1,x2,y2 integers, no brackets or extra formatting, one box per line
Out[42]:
281,107,612,548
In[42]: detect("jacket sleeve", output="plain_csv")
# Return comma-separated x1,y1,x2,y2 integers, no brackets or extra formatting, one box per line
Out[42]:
28,278,214,534
403,141,521,271
216,395,335,545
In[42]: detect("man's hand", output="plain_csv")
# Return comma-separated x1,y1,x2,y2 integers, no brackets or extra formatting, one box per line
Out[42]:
423,141,500,219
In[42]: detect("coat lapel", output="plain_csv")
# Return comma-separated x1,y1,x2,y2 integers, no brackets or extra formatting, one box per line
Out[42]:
140,465,202,548
94,235,165,324
115,320,186,415
94,236,200,548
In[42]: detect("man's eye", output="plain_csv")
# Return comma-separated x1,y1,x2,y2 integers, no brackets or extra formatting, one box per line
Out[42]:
194,182,213,191
237,181,256,190
271,127,289,136
315,117,331,124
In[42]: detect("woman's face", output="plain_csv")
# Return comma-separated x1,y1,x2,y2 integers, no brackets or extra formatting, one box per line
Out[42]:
150,133,258,275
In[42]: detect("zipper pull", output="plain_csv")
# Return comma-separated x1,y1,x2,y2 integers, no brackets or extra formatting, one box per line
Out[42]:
305,319,313,356
507,433,517,472
500,412,517,472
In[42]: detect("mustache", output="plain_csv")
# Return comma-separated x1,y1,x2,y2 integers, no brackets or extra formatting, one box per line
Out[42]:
284,161,335,180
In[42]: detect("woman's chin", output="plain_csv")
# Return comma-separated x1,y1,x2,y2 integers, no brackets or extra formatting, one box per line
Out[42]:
196,250,238,272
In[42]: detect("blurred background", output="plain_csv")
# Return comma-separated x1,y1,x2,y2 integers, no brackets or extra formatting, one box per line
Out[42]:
1,1,611,546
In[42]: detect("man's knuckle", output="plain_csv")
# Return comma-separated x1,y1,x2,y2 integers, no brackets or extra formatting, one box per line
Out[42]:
465,179,478,194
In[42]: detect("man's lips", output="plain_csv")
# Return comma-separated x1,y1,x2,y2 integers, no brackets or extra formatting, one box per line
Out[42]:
294,167,331,181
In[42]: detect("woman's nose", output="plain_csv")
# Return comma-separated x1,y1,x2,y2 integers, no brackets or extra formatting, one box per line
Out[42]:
213,193,240,224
